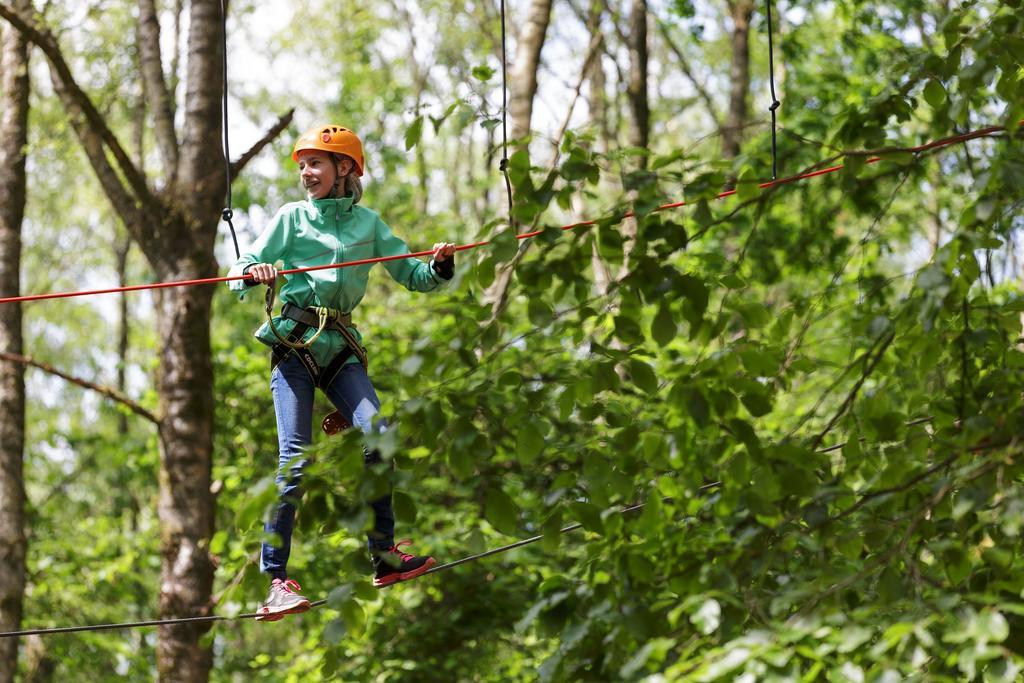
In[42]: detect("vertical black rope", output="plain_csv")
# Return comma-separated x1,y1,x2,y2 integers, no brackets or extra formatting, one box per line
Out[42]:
220,0,240,260
764,0,781,180
498,0,515,229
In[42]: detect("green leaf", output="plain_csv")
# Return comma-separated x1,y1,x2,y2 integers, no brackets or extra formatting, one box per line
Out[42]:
614,315,644,344
737,302,771,329
490,226,519,263
393,490,417,524
516,421,545,463
651,305,677,346
404,115,424,150
471,64,495,81
528,298,554,327
629,359,659,395
570,501,604,533
679,274,709,318
923,79,947,110
484,487,519,534
720,273,746,289
736,167,760,202
340,599,366,636
507,149,531,187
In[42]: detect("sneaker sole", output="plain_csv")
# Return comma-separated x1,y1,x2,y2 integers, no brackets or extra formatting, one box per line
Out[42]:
373,557,437,587
254,599,312,622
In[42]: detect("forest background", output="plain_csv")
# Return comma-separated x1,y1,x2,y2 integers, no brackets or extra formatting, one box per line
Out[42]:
0,0,1022,680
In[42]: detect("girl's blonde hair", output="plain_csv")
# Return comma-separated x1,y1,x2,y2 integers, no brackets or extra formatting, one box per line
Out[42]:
332,153,362,204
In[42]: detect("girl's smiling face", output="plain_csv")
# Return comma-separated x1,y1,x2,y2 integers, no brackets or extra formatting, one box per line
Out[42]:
297,149,338,199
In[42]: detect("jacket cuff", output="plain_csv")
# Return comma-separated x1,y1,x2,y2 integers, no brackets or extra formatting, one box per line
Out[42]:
241,264,258,287
430,256,454,281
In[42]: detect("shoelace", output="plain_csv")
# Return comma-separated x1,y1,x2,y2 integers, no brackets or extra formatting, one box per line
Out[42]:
273,579,302,594
389,540,416,563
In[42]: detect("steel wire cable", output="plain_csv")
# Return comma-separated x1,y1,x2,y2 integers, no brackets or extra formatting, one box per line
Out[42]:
0,491,718,639
498,0,516,228
764,0,782,179
219,0,240,260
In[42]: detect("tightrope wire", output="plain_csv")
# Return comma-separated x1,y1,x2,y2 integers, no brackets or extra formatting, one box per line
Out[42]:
0,493,712,639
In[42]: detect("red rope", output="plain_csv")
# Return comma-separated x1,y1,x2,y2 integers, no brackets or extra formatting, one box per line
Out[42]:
0,123,1011,306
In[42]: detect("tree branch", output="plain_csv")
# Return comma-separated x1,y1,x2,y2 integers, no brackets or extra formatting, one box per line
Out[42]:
229,108,295,178
656,19,722,129
811,329,896,450
484,34,602,323
0,4,158,239
137,0,180,180
0,352,159,425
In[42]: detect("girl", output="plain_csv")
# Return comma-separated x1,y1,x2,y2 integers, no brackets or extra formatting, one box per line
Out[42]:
228,124,455,621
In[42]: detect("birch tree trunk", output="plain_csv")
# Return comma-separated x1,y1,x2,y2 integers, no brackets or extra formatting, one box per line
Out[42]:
0,1,291,679
0,2,30,679
510,0,554,140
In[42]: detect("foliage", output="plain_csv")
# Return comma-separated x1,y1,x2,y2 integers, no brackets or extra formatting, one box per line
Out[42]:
9,0,1024,680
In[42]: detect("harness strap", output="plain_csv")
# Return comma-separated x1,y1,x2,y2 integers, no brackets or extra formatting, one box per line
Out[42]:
269,299,367,388
282,302,351,329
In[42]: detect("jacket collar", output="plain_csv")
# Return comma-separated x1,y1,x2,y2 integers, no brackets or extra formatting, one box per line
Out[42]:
310,194,355,215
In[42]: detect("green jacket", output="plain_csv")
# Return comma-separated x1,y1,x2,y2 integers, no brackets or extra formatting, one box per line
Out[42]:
229,195,450,368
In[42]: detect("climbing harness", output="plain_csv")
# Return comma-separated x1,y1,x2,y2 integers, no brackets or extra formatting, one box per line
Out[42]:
266,295,369,390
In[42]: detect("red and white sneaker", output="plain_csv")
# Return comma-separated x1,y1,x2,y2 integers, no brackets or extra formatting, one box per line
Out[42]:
372,540,436,587
255,578,311,622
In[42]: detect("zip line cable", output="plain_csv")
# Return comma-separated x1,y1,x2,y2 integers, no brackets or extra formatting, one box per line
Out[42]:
763,0,782,180
219,0,240,260
0,121,1011,307
0,491,716,639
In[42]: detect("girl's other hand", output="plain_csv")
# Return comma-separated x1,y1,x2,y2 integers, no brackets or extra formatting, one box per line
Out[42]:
432,242,456,261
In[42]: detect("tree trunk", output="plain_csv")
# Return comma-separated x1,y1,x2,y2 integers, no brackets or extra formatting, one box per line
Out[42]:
154,281,216,682
626,0,650,162
0,1,289,679
0,2,29,679
585,0,614,292
586,0,609,154
722,0,754,159
510,0,554,140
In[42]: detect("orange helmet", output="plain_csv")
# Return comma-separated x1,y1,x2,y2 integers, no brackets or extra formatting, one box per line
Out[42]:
291,124,365,176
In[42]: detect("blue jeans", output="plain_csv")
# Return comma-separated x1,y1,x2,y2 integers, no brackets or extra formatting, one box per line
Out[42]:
261,354,395,580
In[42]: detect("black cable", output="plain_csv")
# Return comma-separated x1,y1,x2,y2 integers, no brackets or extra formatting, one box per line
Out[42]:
498,0,515,228
764,0,782,180
0,489,721,639
220,0,240,260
